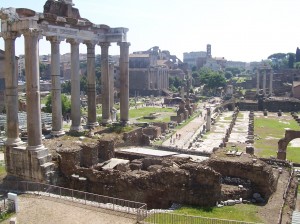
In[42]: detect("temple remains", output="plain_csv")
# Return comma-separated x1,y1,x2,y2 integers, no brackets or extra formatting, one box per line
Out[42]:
0,0,130,181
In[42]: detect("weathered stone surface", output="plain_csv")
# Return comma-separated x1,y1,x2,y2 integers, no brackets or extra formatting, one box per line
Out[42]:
43,0,81,19
204,156,277,198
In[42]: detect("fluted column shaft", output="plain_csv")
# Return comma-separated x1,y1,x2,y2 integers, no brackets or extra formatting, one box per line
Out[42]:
67,38,82,131
118,42,130,124
2,32,22,146
23,30,44,149
85,42,98,127
100,42,111,124
47,36,65,136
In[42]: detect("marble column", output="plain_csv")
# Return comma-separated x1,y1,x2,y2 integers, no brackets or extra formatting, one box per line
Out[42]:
99,42,111,124
269,70,273,95
23,29,44,150
85,41,98,128
263,70,267,94
67,38,82,131
109,62,115,112
47,36,65,136
118,42,130,124
2,32,22,146
206,107,211,132
256,71,260,94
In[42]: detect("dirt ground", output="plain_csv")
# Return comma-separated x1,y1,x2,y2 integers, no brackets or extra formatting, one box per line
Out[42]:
1,194,136,224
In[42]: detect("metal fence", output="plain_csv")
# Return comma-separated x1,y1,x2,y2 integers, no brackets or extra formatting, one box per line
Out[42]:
0,181,147,222
142,211,262,224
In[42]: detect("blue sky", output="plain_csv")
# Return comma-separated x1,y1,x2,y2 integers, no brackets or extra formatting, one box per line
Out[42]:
0,0,299,62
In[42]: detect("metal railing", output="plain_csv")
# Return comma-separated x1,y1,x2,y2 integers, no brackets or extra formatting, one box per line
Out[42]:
0,181,147,222
143,211,262,224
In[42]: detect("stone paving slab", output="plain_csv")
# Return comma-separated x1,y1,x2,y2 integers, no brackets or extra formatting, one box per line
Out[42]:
120,147,178,157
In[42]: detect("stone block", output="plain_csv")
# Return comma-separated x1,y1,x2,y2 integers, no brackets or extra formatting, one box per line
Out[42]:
246,145,254,155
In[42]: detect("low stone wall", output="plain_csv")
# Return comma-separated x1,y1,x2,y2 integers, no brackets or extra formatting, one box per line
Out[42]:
152,122,168,133
171,114,184,123
122,128,150,146
143,127,162,140
204,157,278,199
64,157,222,209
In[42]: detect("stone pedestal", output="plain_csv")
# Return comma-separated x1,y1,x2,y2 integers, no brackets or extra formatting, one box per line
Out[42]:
5,145,54,182
246,145,254,155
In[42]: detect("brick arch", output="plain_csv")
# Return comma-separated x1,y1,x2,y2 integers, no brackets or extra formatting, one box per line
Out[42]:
277,130,300,160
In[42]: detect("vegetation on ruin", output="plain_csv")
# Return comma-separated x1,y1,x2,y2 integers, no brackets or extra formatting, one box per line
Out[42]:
107,124,133,133
254,114,300,162
0,212,14,222
146,204,262,223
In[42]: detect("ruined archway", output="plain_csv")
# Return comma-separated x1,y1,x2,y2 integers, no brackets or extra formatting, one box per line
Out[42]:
277,130,300,160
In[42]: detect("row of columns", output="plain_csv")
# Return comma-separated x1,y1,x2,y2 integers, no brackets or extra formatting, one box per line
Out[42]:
2,29,130,151
148,68,169,90
256,69,273,95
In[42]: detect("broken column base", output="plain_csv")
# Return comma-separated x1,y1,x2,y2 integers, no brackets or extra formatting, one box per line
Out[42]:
4,145,54,183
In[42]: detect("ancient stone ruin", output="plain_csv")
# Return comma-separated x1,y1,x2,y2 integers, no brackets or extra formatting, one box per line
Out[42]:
0,0,130,181
54,139,278,209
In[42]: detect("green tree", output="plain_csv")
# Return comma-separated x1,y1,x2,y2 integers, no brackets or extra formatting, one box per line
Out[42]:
268,53,288,70
44,94,71,116
288,53,295,68
295,62,300,69
192,71,201,86
225,67,241,76
225,70,233,79
80,75,88,94
198,67,226,91
169,76,184,91
62,81,71,94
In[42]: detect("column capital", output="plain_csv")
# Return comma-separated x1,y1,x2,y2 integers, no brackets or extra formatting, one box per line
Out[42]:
1,31,20,40
66,38,82,45
99,42,111,48
46,36,65,43
22,29,42,39
117,42,131,48
84,40,97,48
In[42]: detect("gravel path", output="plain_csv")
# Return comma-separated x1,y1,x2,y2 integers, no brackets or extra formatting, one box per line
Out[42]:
2,194,136,224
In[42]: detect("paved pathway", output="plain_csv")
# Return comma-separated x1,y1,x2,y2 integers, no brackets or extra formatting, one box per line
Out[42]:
3,195,136,224
161,107,207,149
161,109,250,155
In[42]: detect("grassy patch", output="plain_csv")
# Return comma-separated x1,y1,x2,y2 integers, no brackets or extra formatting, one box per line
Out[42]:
146,205,262,223
254,115,300,159
0,212,14,222
286,146,300,163
129,107,175,119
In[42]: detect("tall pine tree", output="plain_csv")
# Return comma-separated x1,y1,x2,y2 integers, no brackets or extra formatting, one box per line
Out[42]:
288,53,295,68
296,47,300,62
